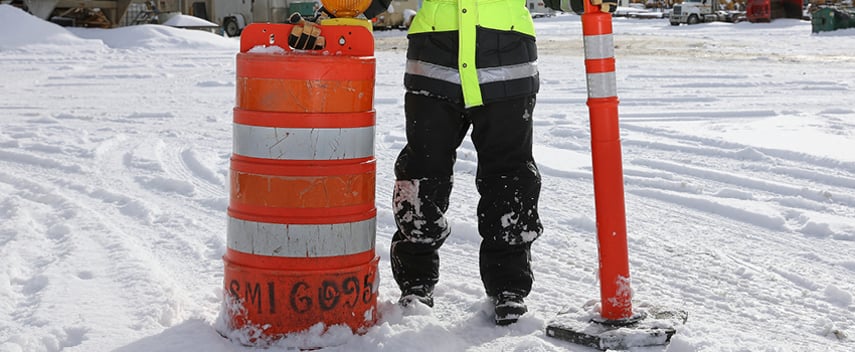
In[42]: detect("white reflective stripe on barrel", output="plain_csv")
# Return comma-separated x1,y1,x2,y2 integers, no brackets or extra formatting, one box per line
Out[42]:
233,124,375,160
227,217,376,257
584,34,615,60
586,72,617,99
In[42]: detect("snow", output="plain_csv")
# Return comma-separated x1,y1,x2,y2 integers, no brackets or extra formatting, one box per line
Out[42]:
161,14,219,28
2,3,855,351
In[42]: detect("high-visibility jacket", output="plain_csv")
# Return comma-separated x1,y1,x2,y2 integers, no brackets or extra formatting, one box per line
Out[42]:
405,0,539,107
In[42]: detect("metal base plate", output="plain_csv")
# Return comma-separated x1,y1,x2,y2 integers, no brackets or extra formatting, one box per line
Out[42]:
546,303,688,350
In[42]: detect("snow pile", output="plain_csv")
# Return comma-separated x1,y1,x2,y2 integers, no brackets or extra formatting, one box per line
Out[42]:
0,5,104,51
67,24,237,50
161,14,219,28
0,4,235,51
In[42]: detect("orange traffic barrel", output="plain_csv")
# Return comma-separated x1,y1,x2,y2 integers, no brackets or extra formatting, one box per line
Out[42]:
222,23,378,344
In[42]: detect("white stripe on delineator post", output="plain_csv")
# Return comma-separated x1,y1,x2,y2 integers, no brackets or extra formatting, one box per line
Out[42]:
584,34,615,60
586,72,617,99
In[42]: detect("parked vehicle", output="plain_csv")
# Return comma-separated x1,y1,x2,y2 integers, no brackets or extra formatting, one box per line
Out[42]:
183,0,318,37
811,5,855,33
745,0,804,22
8,0,132,27
670,0,745,25
615,2,667,18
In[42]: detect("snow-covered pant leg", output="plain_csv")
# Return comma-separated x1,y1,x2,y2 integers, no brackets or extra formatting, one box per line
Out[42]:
391,93,470,291
390,178,452,291
469,94,543,297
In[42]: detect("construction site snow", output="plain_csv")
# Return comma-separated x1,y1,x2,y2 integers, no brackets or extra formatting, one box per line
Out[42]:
2,4,855,352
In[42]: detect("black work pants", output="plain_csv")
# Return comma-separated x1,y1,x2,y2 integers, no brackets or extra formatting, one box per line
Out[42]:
391,92,543,298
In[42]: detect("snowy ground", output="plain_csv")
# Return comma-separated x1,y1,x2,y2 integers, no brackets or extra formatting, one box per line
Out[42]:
2,4,855,351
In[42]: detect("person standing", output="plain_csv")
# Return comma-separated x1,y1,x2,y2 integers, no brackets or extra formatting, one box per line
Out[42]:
389,0,543,326
287,0,616,327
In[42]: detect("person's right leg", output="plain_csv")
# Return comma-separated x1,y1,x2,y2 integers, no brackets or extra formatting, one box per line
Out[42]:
391,93,469,306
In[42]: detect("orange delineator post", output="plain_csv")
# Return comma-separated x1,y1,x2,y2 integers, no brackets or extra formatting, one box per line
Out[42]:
546,6,686,349
222,23,378,344
582,4,633,322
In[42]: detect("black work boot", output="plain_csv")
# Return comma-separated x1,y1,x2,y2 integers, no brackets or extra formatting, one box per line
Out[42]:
398,285,434,308
493,292,527,325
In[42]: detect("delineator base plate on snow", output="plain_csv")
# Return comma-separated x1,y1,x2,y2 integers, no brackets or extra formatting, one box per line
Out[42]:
546,303,688,351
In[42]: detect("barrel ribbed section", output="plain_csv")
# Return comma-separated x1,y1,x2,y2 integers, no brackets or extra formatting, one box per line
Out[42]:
222,23,378,342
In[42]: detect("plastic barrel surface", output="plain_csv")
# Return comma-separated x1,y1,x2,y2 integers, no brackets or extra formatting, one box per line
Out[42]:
223,23,378,342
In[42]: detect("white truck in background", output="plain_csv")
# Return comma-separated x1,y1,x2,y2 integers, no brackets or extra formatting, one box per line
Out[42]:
669,0,744,25
194,0,318,37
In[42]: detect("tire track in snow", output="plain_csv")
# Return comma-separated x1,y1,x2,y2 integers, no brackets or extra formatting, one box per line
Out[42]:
0,171,128,350
94,132,225,262
0,135,194,350
1,124,220,352
123,138,197,198
616,196,853,350
622,124,855,175
136,139,230,267
614,124,855,241
52,137,222,335
542,122,855,344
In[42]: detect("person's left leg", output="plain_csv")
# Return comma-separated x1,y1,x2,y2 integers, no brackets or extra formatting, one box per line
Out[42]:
468,94,543,316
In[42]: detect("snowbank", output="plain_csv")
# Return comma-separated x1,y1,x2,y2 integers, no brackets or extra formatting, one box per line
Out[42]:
161,14,219,28
67,24,237,50
0,5,104,51
0,4,236,51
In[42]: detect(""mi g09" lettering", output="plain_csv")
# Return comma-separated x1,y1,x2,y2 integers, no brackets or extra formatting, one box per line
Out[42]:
228,273,375,314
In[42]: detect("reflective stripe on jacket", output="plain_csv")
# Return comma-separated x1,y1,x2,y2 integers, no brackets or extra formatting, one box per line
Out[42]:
406,0,539,107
